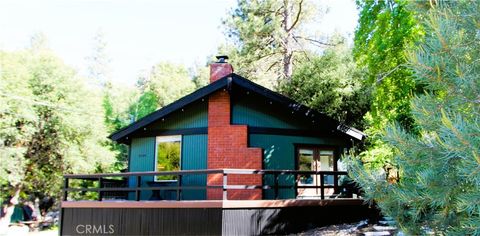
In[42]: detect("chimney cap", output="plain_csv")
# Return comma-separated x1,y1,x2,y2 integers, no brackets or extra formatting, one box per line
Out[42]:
216,55,229,63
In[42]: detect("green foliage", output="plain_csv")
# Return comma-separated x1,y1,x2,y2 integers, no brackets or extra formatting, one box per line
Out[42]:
354,0,425,169
156,142,181,180
102,86,136,171
223,0,283,83
122,62,200,125
223,0,316,87
104,62,202,139
347,1,480,234
225,0,370,132
280,41,370,128
87,31,131,172
0,47,115,199
137,62,195,109
156,143,180,170
0,51,35,189
190,62,210,89
128,91,158,122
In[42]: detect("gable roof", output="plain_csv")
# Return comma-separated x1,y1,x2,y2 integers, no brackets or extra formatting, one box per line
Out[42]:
109,73,366,142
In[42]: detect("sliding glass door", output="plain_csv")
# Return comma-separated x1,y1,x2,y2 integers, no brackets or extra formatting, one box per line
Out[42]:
297,147,335,199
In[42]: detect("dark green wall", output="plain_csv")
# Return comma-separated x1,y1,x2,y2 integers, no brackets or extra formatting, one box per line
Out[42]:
128,101,208,200
249,134,346,199
128,137,155,200
181,134,208,200
146,101,208,130
232,95,309,129
128,135,208,200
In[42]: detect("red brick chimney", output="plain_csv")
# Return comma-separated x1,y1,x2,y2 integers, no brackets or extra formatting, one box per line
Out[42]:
209,55,233,83
206,56,263,200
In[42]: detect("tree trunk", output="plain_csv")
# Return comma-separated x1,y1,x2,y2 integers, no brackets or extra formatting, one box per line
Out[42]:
282,0,294,82
0,184,22,232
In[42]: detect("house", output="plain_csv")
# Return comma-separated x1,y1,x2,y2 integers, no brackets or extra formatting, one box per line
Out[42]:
60,56,373,235
109,56,364,201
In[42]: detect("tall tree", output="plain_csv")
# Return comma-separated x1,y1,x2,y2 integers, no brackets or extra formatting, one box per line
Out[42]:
353,0,424,169
85,29,132,171
0,43,115,228
223,0,327,87
280,39,370,129
0,51,36,229
348,1,480,234
102,84,138,170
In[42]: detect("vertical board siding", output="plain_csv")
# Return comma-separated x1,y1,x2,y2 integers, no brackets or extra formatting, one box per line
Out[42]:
249,134,342,199
232,95,309,129
181,134,208,200
61,208,222,235
147,101,208,130
127,102,208,200
61,205,378,235
221,206,380,235
128,137,155,200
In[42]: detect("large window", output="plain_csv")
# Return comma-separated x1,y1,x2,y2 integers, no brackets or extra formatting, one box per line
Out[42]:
155,135,181,181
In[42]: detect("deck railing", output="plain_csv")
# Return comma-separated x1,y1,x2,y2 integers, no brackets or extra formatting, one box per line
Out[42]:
63,169,358,201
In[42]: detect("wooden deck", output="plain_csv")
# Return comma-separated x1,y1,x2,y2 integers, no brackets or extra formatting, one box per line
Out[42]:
60,169,374,235
61,198,365,209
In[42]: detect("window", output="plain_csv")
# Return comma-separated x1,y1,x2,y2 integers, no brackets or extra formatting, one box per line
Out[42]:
297,148,334,173
296,146,335,198
155,135,181,181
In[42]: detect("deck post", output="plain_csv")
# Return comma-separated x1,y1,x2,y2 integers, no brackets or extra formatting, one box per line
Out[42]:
63,177,69,201
274,173,279,199
223,172,228,200
320,173,325,200
98,177,103,201
176,174,182,201
334,173,339,194
135,176,141,201
294,173,298,197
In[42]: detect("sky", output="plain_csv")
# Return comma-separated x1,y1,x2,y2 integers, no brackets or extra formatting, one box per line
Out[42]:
0,0,358,86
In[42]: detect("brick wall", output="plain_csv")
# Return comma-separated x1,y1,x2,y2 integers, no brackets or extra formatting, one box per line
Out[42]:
207,90,263,200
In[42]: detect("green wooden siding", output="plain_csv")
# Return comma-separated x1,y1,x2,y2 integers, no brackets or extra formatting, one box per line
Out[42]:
127,101,208,200
249,134,345,199
128,137,155,200
128,135,208,200
232,96,309,129
146,101,208,130
125,93,352,200
181,134,208,200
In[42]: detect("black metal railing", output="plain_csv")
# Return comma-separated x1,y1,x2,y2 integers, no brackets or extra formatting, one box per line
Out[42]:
63,169,358,201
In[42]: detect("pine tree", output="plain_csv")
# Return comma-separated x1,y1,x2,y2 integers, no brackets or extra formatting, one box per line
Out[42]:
347,1,480,234
222,0,327,87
